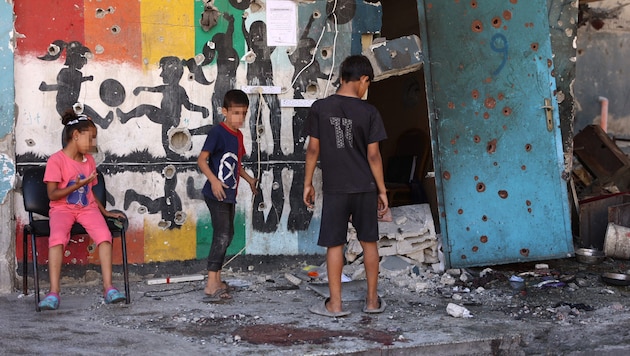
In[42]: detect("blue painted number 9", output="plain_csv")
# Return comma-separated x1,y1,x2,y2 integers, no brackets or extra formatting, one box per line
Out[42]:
490,33,508,76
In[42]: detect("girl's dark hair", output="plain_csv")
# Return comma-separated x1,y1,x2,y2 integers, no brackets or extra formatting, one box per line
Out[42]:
223,89,249,108
61,109,96,143
340,55,374,83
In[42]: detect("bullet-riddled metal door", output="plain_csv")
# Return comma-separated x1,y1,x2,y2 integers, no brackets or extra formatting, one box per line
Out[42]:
417,0,573,267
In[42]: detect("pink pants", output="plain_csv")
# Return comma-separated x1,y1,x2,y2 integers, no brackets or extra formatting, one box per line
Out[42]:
48,204,112,247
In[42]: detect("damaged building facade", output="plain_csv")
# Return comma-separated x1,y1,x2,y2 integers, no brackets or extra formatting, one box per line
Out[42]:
1,0,629,293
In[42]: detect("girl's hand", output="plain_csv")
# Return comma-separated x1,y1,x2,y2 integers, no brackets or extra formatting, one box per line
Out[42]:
78,171,97,187
105,210,126,220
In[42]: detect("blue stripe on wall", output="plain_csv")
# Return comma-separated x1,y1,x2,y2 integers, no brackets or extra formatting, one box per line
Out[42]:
0,1,14,138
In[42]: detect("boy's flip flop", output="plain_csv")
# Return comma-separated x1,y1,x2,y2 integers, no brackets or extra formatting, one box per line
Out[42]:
309,298,351,317
221,281,235,292
202,288,232,303
362,297,387,314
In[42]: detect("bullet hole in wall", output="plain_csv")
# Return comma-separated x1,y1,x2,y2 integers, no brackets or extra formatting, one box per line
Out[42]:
163,165,176,180
168,128,192,154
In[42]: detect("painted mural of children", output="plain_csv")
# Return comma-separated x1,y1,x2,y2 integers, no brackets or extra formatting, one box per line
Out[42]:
303,55,388,317
197,89,258,301
38,40,114,129
38,110,126,311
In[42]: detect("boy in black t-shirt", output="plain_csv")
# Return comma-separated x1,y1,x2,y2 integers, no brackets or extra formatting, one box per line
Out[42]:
303,55,389,317
198,89,258,301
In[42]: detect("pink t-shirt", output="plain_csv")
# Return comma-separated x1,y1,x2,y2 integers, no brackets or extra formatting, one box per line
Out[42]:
44,150,98,209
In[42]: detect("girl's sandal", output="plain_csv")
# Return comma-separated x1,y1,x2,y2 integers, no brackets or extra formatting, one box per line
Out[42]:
104,287,126,304
38,292,60,310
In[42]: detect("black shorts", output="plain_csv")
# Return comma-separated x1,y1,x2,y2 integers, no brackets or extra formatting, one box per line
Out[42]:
318,191,379,247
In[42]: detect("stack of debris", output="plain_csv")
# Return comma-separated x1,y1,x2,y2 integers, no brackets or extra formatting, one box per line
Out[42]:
573,125,630,260
345,204,439,267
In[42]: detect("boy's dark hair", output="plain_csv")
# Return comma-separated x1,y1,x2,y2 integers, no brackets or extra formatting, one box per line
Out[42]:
61,109,96,143
223,89,249,108
340,55,374,83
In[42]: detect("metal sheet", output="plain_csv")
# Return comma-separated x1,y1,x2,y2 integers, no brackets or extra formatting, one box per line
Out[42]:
417,0,573,267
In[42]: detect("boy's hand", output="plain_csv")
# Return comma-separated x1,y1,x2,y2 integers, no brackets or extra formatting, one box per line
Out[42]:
248,179,259,195
303,184,315,210
211,178,229,201
377,192,389,213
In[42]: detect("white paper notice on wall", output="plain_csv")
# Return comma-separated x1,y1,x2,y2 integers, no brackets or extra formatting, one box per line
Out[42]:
266,0,297,46
280,99,316,108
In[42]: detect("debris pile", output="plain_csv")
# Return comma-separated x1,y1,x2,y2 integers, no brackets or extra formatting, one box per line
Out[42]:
345,204,439,267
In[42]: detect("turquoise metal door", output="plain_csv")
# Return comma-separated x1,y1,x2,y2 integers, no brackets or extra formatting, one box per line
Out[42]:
417,0,573,267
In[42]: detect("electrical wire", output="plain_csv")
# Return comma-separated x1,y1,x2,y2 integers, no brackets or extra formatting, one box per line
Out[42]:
324,2,339,97
143,284,202,298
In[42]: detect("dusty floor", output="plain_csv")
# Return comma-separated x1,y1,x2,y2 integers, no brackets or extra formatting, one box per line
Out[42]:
2,255,630,355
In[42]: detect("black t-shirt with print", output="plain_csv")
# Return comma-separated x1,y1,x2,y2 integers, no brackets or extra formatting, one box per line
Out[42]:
305,94,387,193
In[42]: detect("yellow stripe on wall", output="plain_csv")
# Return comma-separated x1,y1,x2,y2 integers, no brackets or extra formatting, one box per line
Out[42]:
140,0,195,71
144,216,197,263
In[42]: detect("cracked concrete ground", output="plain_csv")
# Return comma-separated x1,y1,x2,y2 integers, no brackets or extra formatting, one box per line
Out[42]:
2,255,630,355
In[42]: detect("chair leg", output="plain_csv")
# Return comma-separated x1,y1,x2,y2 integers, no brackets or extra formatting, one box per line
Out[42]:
23,230,28,296
31,233,41,312
120,229,131,304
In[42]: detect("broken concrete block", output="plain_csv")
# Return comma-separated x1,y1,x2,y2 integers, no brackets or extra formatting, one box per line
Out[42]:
446,303,473,318
440,273,457,286
413,281,430,293
381,255,413,271
406,250,426,264
424,251,439,264
377,238,398,256
460,271,473,283
446,269,461,276
345,238,363,261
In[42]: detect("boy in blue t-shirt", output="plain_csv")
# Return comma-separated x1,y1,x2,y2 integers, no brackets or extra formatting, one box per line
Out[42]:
198,89,258,301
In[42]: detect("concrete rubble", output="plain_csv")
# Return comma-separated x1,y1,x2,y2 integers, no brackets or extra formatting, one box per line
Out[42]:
2,252,630,355
347,204,440,268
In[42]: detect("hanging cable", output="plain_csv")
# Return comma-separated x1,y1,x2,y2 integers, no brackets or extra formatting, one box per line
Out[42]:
324,0,339,97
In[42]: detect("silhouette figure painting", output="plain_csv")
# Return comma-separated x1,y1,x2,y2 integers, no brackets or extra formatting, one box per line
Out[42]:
289,14,330,100
38,40,114,129
242,15,282,158
211,13,239,125
124,167,185,230
116,56,212,159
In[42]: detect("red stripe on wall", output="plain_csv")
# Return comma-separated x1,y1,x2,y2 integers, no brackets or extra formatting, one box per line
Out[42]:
14,0,85,57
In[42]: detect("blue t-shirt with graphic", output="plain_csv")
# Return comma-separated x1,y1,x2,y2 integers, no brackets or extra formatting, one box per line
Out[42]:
201,122,245,204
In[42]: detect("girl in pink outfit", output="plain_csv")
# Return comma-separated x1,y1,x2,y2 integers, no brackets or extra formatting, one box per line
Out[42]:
39,110,126,310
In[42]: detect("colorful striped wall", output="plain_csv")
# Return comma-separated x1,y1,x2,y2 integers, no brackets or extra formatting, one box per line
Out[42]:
13,0,382,266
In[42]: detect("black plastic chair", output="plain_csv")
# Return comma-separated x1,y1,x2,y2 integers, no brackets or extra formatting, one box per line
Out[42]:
21,166,130,311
